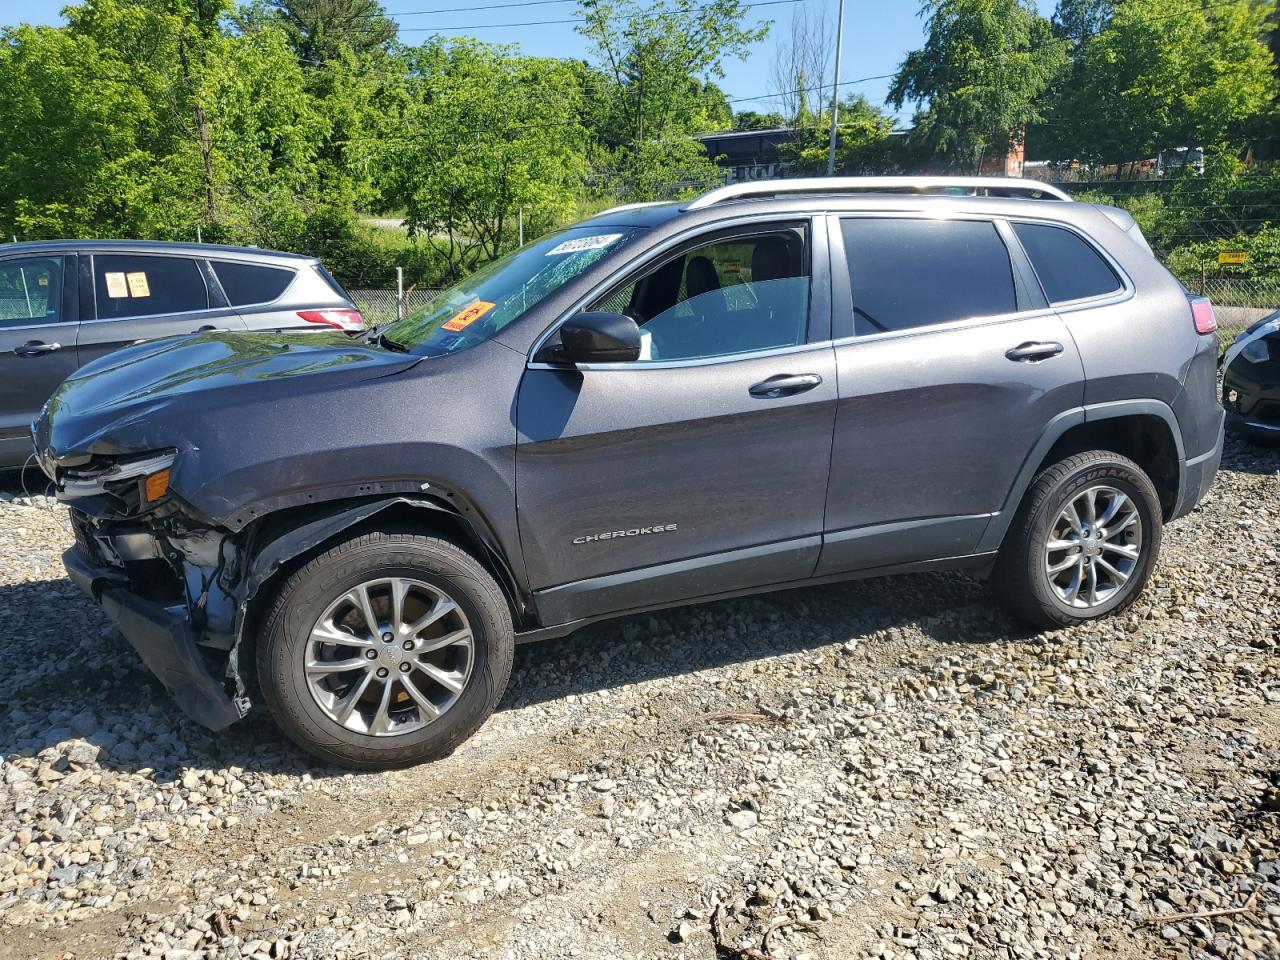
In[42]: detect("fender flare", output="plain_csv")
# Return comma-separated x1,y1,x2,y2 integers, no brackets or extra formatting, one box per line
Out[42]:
976,399,1185,553
237,494,530,623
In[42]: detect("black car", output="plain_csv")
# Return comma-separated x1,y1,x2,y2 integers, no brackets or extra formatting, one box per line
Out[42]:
32,177,1223,769
1222,309,1280,442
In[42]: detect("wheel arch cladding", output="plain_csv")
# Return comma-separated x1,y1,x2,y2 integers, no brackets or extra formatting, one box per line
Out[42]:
235,496,530,680
981,401,1184,552
1038,411,1181,519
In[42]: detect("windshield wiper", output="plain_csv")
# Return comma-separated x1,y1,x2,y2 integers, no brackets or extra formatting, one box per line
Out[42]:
377,331,410,353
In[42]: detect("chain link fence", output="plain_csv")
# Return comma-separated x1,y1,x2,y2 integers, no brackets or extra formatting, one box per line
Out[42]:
1192,278,1280,342
348,288,443,327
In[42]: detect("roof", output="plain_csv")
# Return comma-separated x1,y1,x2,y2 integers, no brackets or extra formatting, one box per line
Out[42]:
0,239,315,262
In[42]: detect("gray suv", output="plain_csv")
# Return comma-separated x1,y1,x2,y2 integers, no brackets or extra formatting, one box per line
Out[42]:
33,178,1224,769
0,240,361,468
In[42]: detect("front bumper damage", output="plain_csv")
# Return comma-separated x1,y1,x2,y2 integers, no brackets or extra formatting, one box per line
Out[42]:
63,546,246,729
62,501,252,730
53,457,480,730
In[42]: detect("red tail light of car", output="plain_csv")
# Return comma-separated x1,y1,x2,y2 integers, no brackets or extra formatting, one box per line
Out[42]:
297,308,364,333
1190,297,1217,335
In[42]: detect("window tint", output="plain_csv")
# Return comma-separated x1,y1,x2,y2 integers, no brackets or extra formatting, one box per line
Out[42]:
1013,222,1121,303
591,228,809,362
840,219,1017,336
212,260,295,306
0,257,63,327
94,254,208,320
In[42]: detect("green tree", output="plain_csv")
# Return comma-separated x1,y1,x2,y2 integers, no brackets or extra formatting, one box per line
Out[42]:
0,22,196,239
1051,0,1275,166
577,0,766,197
889,0,1067,172
1052,0,1113,47
375,39,588,275
779,94,898,175
238,0,398,63
734,110,787,130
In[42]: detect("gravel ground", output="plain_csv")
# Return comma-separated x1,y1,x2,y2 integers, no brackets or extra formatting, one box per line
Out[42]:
0,439,1277,960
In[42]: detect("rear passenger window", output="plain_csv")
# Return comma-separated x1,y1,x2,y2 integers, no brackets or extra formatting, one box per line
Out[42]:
212,260,295,306
840,219,1017,336
94,255,208,320
1013,222,1122,304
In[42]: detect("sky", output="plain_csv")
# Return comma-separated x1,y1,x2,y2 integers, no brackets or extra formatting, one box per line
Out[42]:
0,1,1050,123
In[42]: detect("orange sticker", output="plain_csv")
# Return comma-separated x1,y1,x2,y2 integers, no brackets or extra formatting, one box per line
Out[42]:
441,300,495,332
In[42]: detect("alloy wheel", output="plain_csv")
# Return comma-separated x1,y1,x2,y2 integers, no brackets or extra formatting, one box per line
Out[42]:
1043,484,1144,609
304,577,474,736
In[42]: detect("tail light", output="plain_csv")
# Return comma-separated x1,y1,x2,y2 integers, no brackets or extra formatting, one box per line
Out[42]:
297,308,364,333
1189,297,1217,335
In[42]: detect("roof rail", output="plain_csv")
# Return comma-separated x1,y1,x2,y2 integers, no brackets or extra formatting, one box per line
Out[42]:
684,176,1072,210
596,200,672,216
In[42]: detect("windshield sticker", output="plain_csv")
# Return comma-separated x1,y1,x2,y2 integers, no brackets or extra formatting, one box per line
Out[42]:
126,272,151,298
546,233,622,256
104,272,129,298
441,300,495,332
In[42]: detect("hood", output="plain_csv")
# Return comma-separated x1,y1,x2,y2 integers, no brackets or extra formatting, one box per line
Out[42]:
35,330,420,467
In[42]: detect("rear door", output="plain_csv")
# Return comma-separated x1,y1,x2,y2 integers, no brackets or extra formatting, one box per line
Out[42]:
77,252,248,366
0,254,79,467
516,217,838,624
818,213,1086,575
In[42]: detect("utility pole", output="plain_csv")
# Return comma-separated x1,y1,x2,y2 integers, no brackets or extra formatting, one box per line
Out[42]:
826,0,847,177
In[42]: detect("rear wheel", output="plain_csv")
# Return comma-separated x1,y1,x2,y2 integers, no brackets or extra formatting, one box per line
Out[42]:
992,450,1163,629
257,532,514,769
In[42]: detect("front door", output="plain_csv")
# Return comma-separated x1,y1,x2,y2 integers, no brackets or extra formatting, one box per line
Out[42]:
0,254,79,468
516,220,837,625
818,214,1086,575
77,252,248,366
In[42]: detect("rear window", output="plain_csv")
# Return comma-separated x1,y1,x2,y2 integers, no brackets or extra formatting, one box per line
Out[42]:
1012,222,1122,304
839,218,1017,336
212,260,296,306
94,254,208,319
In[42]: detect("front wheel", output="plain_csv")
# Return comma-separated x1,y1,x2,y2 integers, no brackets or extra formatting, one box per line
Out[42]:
256,532,514,769
991,450,1163,630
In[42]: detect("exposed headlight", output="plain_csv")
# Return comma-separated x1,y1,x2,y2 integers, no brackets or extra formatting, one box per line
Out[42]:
1241,338,1271,364
61,451,177,505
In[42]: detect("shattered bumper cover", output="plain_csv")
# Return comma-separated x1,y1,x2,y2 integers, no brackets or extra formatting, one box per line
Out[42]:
63,546,246,730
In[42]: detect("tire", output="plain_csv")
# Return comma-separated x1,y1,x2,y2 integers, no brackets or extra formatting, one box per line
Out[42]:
991,450,1163,630
256,532,514,769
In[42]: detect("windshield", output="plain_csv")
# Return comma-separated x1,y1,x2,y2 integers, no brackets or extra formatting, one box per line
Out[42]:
383,226,640,356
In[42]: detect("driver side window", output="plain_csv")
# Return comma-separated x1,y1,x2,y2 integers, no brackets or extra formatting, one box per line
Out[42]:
591,226,810,362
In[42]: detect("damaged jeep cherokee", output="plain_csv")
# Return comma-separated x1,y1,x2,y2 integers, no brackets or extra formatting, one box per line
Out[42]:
34,178,1225,769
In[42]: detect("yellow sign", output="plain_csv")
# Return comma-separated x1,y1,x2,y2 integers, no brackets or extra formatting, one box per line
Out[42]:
441,300,495,332
126,272,151,298
1218,250,1247,265
104,272,129,298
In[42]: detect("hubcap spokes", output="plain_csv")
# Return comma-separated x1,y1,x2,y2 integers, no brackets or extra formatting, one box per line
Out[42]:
1043,485,1143,609
304,577,473,736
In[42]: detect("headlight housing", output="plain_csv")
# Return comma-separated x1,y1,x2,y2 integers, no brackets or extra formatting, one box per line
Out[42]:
1240,338,1271,364
60,450,177,509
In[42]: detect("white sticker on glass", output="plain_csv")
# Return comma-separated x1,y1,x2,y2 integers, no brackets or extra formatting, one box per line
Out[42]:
104,272,129,298
546,234,622,256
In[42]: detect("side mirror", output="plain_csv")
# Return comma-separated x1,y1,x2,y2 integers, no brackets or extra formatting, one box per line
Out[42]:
538,311,641,365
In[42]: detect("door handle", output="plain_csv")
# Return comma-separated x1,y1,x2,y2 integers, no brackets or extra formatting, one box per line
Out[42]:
13,341,62,357
749,373,823,398
194,325,226,333
1005,341,1064,363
